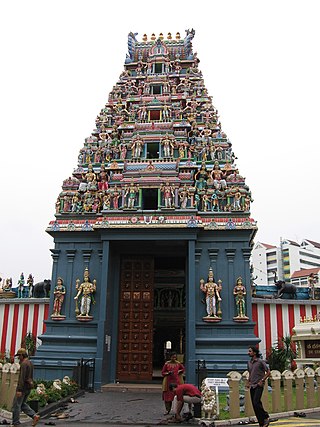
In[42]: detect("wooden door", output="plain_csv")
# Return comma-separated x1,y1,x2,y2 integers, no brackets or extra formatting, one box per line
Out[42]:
117,257,154,381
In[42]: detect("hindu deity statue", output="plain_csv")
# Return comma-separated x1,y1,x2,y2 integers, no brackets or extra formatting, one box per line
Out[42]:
74,268,97,320
200,268,222,321
233,277,248,321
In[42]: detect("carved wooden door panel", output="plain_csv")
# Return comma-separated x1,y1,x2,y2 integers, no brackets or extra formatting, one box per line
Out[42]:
117,257,154,381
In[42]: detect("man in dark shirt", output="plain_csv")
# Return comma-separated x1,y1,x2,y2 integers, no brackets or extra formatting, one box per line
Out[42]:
12,348,40,427
247,346,270,427
169,383,201,422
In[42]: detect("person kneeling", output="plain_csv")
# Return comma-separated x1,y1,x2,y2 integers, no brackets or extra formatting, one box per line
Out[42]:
169,383,201,422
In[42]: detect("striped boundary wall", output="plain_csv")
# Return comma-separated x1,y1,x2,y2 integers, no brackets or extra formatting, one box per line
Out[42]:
252,298,320,357
0,299,49,358
1,298,319,360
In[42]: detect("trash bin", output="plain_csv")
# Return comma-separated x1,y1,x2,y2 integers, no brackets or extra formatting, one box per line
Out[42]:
197,359,207,389
193,402,202,418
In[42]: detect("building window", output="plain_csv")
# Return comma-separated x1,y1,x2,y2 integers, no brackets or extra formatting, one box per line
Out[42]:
151,85,162,95
150,110,160,121
142,188,158,210
146,143,159,159
154,63,163,73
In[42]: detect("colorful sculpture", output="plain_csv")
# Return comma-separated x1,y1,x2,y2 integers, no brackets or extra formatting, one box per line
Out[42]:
200,268,222,322
51,30,253,221
52,277,66,319
17,273,25,298
74,268,96,320
27,274,34,298
233,277,249,321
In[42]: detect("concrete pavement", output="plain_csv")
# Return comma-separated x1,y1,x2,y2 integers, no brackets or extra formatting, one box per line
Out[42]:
2,390,320,427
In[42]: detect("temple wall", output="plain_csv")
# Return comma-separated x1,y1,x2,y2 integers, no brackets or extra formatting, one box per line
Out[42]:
1,293,319,382
0,299,49,358
252,298,320,357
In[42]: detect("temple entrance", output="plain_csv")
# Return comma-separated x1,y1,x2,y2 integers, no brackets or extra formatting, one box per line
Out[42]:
116,255,186,382
117,257,154,381
153,256,186,370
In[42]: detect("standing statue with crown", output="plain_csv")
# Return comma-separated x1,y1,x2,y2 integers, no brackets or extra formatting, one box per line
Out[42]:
200,268,222,322
74,268,96,321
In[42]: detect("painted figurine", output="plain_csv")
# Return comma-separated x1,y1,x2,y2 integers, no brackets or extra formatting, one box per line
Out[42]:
161,182,175,208
52,277,66,317
27,274,34,298
308,273,318,300
200,268,222,318
233,277,247,318
17,273,25,298
74,268,96,318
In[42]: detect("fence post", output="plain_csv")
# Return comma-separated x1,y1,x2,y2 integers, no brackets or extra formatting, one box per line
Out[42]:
270,370,281,413
282,369,294,411
242,371,254,417
0,363,3,407
294,368,305,410
261,376,269,413
227,371,242,419
315,367,320,407
304,367,315,409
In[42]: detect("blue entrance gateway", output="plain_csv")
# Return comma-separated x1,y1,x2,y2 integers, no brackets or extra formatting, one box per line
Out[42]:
33,30,258,389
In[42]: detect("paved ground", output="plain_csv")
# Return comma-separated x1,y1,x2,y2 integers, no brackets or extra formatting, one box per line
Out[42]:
2,391,320,427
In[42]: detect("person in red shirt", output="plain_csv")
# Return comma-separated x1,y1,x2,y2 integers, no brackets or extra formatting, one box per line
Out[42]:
161,352,185,414
169,383,201,422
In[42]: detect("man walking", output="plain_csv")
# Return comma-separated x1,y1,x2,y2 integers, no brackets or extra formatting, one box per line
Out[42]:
12,348,40,427
169,383,201,422
247,346,270,427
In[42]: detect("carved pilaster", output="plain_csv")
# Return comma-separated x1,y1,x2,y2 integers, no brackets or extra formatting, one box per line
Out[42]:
66,249,76,263
195,248,202,264
208,248,219,273
50,249,60,264
225,249,236,320
225,248,236,261
242,247,253,320
82,249,92,265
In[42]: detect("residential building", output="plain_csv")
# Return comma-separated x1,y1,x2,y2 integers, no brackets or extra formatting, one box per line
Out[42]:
252,239,320,285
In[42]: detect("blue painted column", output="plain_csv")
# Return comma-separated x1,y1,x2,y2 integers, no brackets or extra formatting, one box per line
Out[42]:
225,248,236,320
95,240,110,389
66,249,76,319
186,239,196,385
49,249,60,316
242,248,253,320
208,248,219,272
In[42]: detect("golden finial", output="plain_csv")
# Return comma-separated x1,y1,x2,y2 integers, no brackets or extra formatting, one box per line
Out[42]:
167,32,172,40
159,33,164,40
142,34,148,42
176,32,181,40
151,33,156,41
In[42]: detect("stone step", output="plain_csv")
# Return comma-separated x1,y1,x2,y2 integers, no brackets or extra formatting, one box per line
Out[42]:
102,382,162,393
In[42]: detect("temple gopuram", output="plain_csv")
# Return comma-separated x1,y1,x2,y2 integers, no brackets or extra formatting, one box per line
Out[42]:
34,30,259,388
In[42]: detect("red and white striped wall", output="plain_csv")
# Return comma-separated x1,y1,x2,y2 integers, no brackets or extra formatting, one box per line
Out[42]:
0,300,49,358
252,298,320,357
1,298,319,361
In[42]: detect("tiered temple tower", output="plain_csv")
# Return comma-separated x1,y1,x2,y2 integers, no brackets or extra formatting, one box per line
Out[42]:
34,30,259,388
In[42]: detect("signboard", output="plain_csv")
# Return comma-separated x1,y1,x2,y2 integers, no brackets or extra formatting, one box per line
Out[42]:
204,377,229,388
305,340,320,358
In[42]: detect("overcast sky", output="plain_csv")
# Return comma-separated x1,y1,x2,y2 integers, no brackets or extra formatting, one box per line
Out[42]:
1,0,319,284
